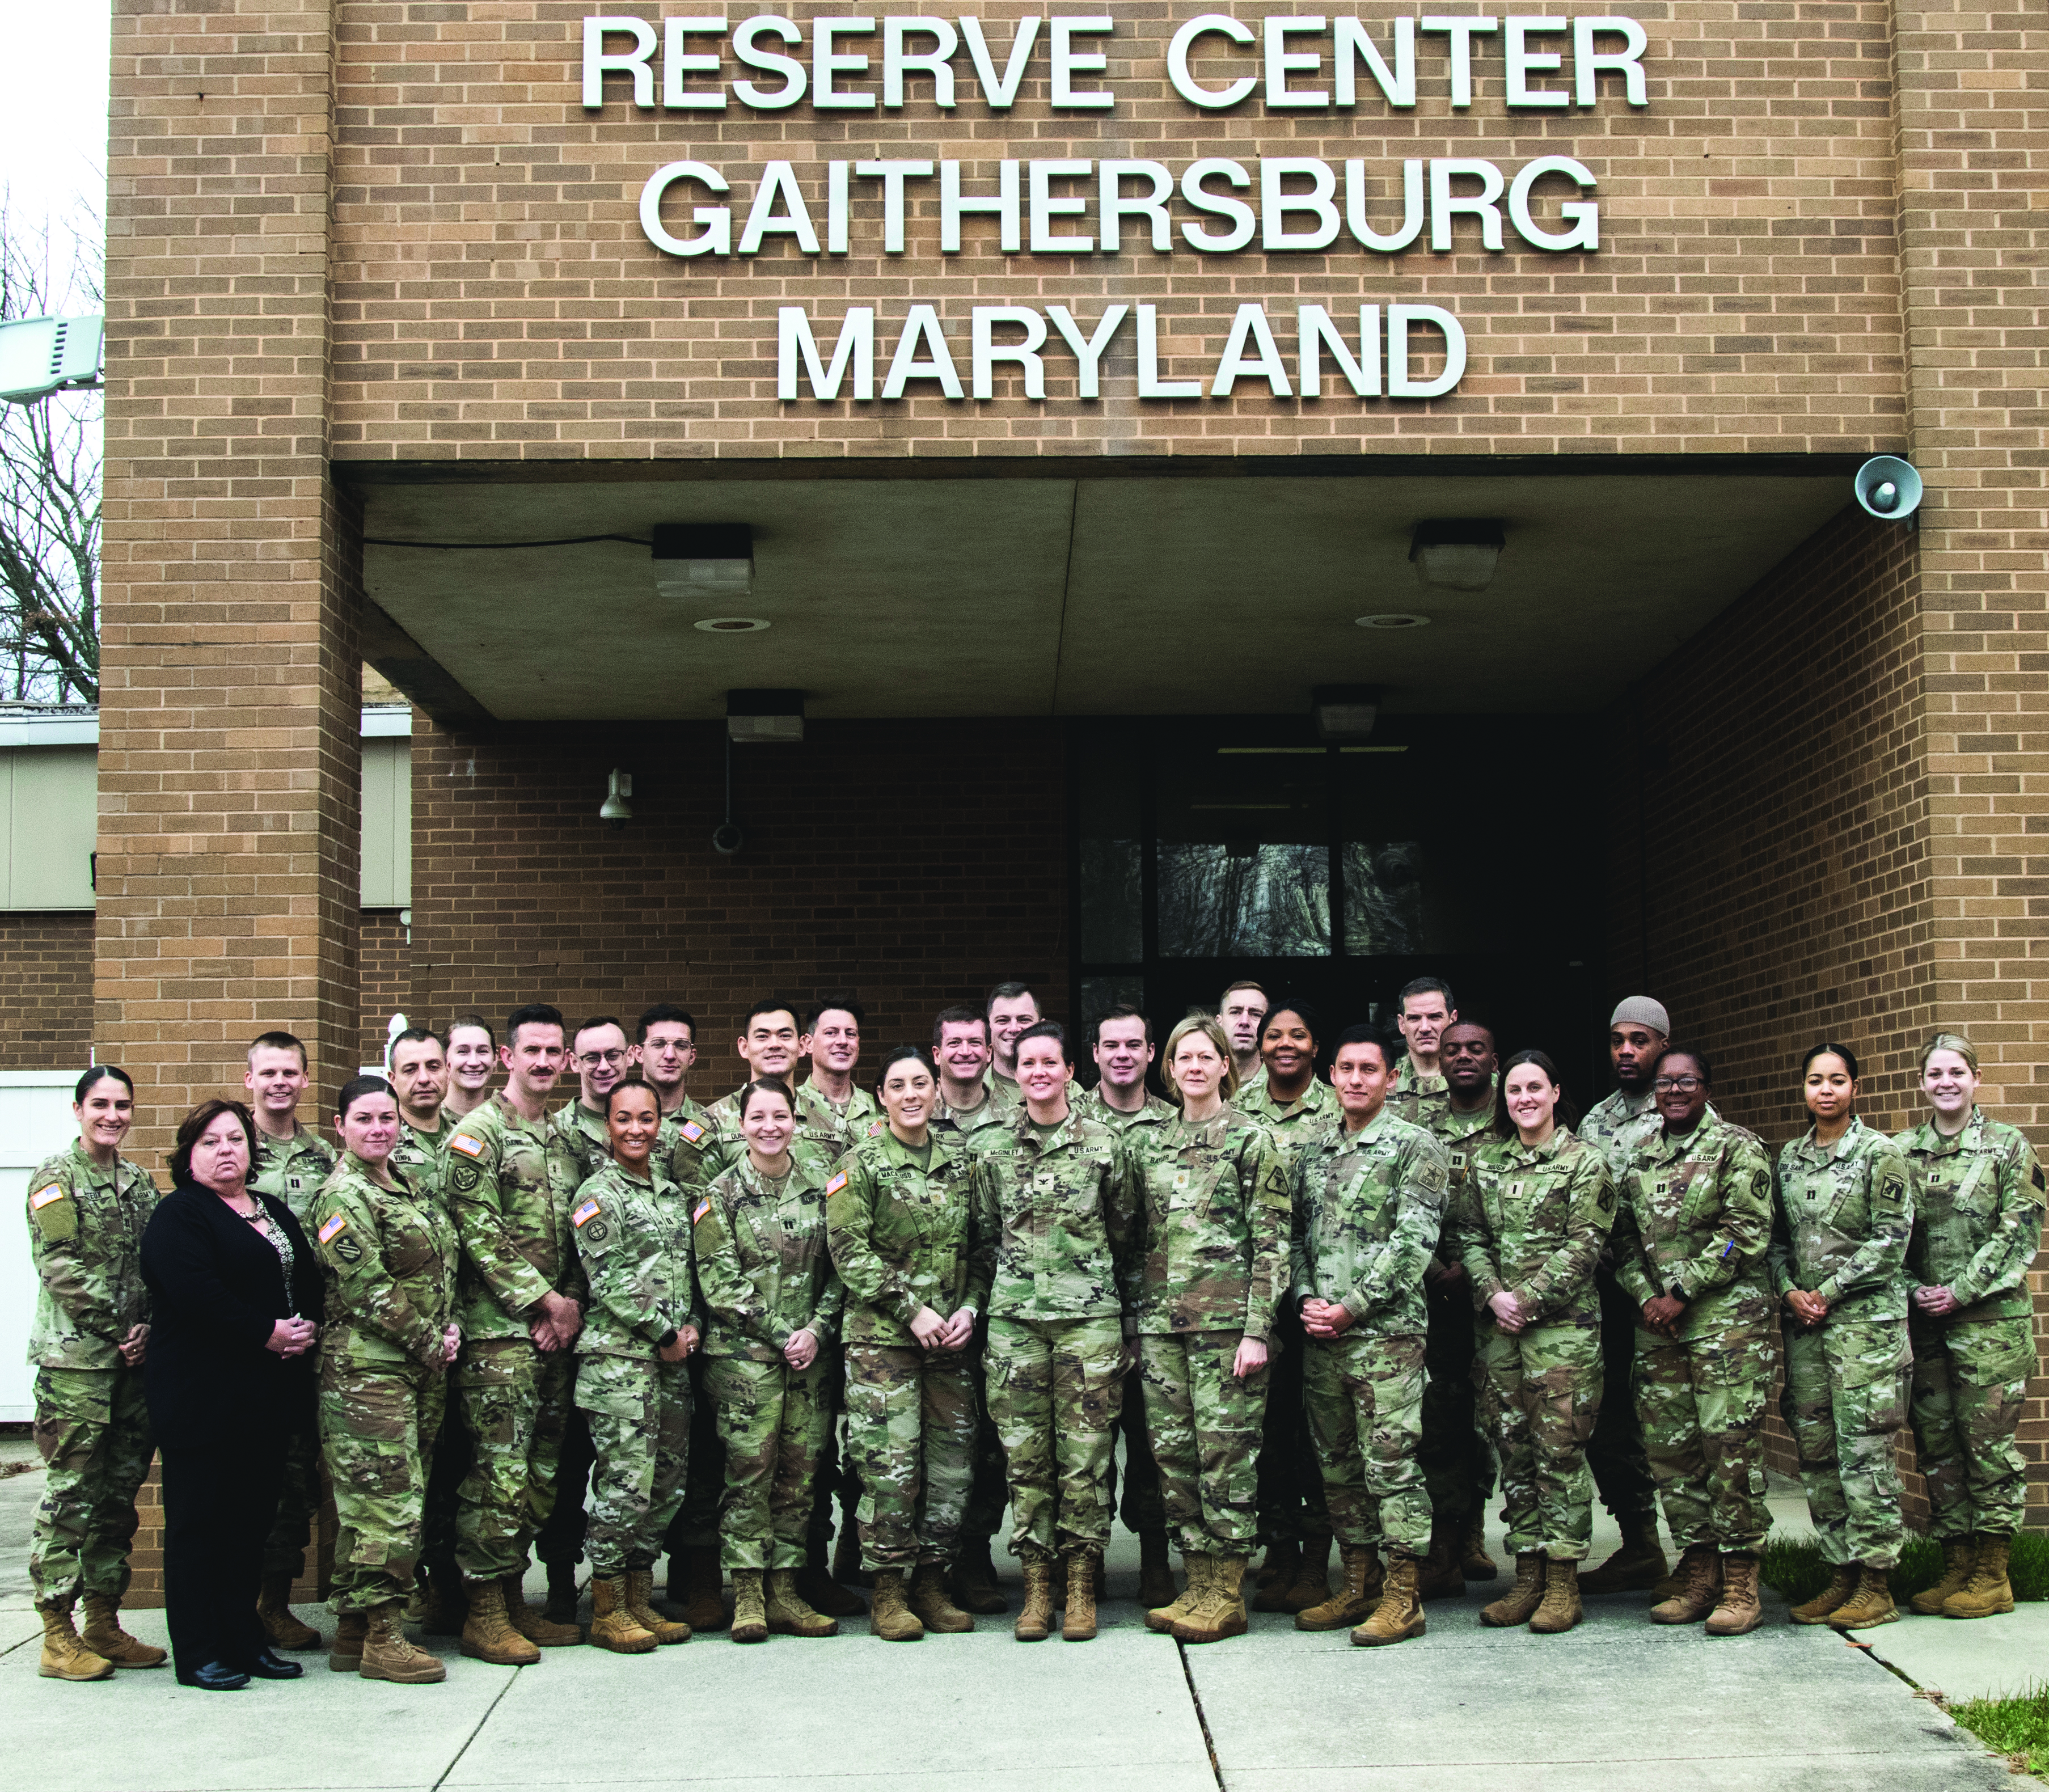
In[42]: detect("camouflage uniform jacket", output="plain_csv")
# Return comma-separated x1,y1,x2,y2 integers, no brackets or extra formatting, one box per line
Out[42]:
550,1098,612,1187
986,1072,1085,1126
695,1152,845,1362
795,1079,882,1158
1387,1056,1448,1130
660,1096,729,1191
1608,1110,1774,1323
26,1142,160,1371
1077,1085,1178,1162
1424,1102,1505,1263
391,1111,453,1210
571,1158,700,1359
1579,1088,1722,1180
1895,1107,2047,1321
447,1094,586,1345
933,1080,1004,1142
970,1110,1142,1323
251,1123,337,1225
1770,1118,1913,1322
1455,1128,1615,1328
1125,1107,1293,1342
828,1127,990,1346
309,1152,457,1374
1288,1108,1447,1337
1235,1075,1341,1164
699,1085,827,1183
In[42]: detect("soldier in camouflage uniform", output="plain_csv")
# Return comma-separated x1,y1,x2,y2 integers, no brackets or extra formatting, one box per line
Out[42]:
1771,1042,1915,1630
696,1077,846,1641
1454,1050,1616,1634
1217,980,1270,1100
1609,1047,1775,1634
26,1066,165,1681
1898,1032,2047,1620
571,1076,700,1654
829,1045,993,1641
1387,977,1457,1131
1290,1028,1447,1648
244,1030,339,1649
310,1077,458,1684
1121,1016,1291,1645
446,1003,588,1664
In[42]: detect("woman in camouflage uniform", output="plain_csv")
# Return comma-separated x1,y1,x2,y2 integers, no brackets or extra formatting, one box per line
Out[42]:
1455,1051,1614,1635
309,1076,459,1685
696,1077,846,1643
1771,1043,1914,1630
1129,1015,1291,1645
1896,1033,2044,1620
26,1065,166,1681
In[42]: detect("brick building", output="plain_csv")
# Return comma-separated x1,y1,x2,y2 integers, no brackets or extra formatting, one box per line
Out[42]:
26,0,2039,1590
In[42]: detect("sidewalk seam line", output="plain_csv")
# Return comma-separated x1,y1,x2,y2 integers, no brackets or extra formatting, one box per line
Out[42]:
1175,1638,1227,1792
431,1664,522,1789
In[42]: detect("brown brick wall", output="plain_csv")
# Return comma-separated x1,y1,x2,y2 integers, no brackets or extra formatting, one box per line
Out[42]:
361,908,415,1068
0,914,94,1071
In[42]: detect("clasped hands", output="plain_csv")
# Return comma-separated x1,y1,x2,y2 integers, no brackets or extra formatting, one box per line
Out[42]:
910,1305,977,1351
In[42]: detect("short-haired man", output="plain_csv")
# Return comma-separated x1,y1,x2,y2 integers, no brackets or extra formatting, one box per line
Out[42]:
797,996,881,1155
1387,978,1457,1128
554,1015,630,1185
984,982,1081,1122
1290,1026,1447,1646
932,1006,1002,1139
446,1002,587,1664
1218,982,1270,1097
244,1029,337,1652
388,1028,453,1197
630,1003,715,1185
444,1015,498,1122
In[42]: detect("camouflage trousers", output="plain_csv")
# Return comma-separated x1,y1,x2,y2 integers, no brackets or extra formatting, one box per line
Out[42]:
707,1353,833,1573
453,1338,574,1580
1138,1331,1268,1555
260,1417,324,1577
1780,1315,1909,1569
320,1363,446,1612
1304,1330,1431,1561
29,1365,153,1604
985,1315,1123,1561
577,1353,691,1577
1632,1313,1773,1554
844,1341,978,1571
1420,1278,1497,1525
1587,1265,1659,1524
1256,1311,1332,1548
1910,1313,2033,1541
1478,1318,1602,1561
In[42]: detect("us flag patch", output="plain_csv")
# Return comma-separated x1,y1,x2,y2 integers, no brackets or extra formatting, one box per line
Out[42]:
826,1172,848,1196
572,1198,602,1228
681,1121,705,1143
318,1214,348,1244
692,1198,711,1224
29,1185,63,1210
449,1134,485,1159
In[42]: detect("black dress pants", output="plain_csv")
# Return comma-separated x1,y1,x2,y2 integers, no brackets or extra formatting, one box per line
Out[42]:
160,1432,286,1677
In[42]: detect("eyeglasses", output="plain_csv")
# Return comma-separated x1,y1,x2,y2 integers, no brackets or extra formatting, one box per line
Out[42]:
1652,1076,1703,1093
579,1049,627,1068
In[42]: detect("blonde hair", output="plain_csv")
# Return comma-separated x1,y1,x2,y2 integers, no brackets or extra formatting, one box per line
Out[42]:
1920,1032,1979,1076
1162,1015,1238,1106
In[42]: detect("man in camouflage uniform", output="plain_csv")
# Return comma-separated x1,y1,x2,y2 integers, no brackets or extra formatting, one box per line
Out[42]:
447,1001,588,1663
25,1074,164,1679
1218,980,1270,1100
1387,977,1457,1130
1289,1027,1446,1646
703,999,809,1135
1608,1047,1775,1633
244,1029,338,1650
985,982,1084,1122
389,1028,454,1192
970,1021,1142,1640
795,997,881,1153
633,1003,714,1167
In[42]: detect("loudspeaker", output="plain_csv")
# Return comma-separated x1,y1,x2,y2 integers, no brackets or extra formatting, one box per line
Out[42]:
1854,455,1923,521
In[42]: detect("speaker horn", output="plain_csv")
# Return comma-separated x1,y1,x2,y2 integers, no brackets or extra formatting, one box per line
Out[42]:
1854,455,1923,522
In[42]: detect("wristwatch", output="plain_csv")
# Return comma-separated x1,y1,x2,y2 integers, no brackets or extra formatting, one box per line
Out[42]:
657,1327,679,1350
1666,1284,1688,1305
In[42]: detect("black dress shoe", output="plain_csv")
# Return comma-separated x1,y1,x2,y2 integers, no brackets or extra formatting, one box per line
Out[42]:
239,1647,305,1680
177,1660,251,1690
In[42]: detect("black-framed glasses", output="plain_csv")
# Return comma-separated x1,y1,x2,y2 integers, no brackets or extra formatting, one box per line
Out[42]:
1652,1075,1704,1093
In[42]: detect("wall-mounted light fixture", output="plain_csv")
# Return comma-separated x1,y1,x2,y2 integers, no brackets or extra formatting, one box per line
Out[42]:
1312,684,1380,743
653,523,754,598
726,687,805,743
1409,519,1506,591
599,768,633,826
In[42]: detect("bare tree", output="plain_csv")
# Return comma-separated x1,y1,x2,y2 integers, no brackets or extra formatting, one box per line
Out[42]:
0,195,101,704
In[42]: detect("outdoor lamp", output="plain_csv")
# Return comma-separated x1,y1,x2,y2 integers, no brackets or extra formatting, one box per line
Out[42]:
1409,519,1506,591
599,768,633,825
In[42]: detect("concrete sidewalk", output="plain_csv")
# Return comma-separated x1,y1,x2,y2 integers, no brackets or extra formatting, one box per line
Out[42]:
0,1461,2018,1792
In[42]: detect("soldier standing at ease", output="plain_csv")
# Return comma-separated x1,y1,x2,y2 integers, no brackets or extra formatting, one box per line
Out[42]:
571,1076,699,1654
443,1016,497,1123
1772,1043,1915,1631
1387,978,1460,1129
1218,981,1270,1100
309,1076,458,1684
1607,1047,1775,1634
26,1066,165,1681
632,1002,712,1169
1290,1028,1446,1648
390,1029,454,1176
1898,1032,2046,1620
705,1000,809,1138
447,1002,586,1664
244,1029,337,1652
1129,1016,1291,1646
1456,1051,1615,1635
695,1077,844,1642
985,982,1083,1120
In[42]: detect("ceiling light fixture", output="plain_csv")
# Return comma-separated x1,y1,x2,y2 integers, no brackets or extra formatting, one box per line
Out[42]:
654,522,754,598
694,616,771,633
1356,613,1431,630
1312,684,1380,744
598,768,633,827
1409,519,1506,591
726,687,805,744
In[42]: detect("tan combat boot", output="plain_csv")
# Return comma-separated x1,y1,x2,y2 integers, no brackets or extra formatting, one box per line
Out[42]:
1013,1557,1054,1642
730,1569,769,1642
589,1575,657,1653
79,1593,166,1668
1414,1515,1467,1602
1480,1552,1547,1628
1705,1552,1764,1636
1148,1554,1207,1633
909,1562,975,1633
1911,1539,1978,1616
1828,1564,1898,1630
1062,1553,1100,1642
1175,1556,1248,1645
504,1571,581,1646
1463,1514,1498,1581
543,1561,580,1627
360,1600,446,1683
1943,1537,2014,1620
766,1567,838,1637
1351,1553,1426,1647
949,1535,1007,1615
458,1577,541,1665
870,1567,926,1641
1295,1544,1382,1632
1251,1539,1300,1611
1579,1516,1668,1596
328,1610,368,1672
35,1599,113,1682
1138,1529,1177,1611
624,1568,691,1643
1281,1534,1335,1612
1529,1559,1582,1634
679,1545,730,1632
256,1572,323,1650
1788,1563,1859,1626
1650,1544,1722,1625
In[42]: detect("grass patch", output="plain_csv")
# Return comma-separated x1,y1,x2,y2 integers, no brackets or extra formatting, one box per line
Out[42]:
1758,1530,2049,1605
1950,1684,2049,1779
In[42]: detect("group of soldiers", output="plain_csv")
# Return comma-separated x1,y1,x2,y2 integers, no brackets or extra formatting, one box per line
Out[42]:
24,973,2044,1684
